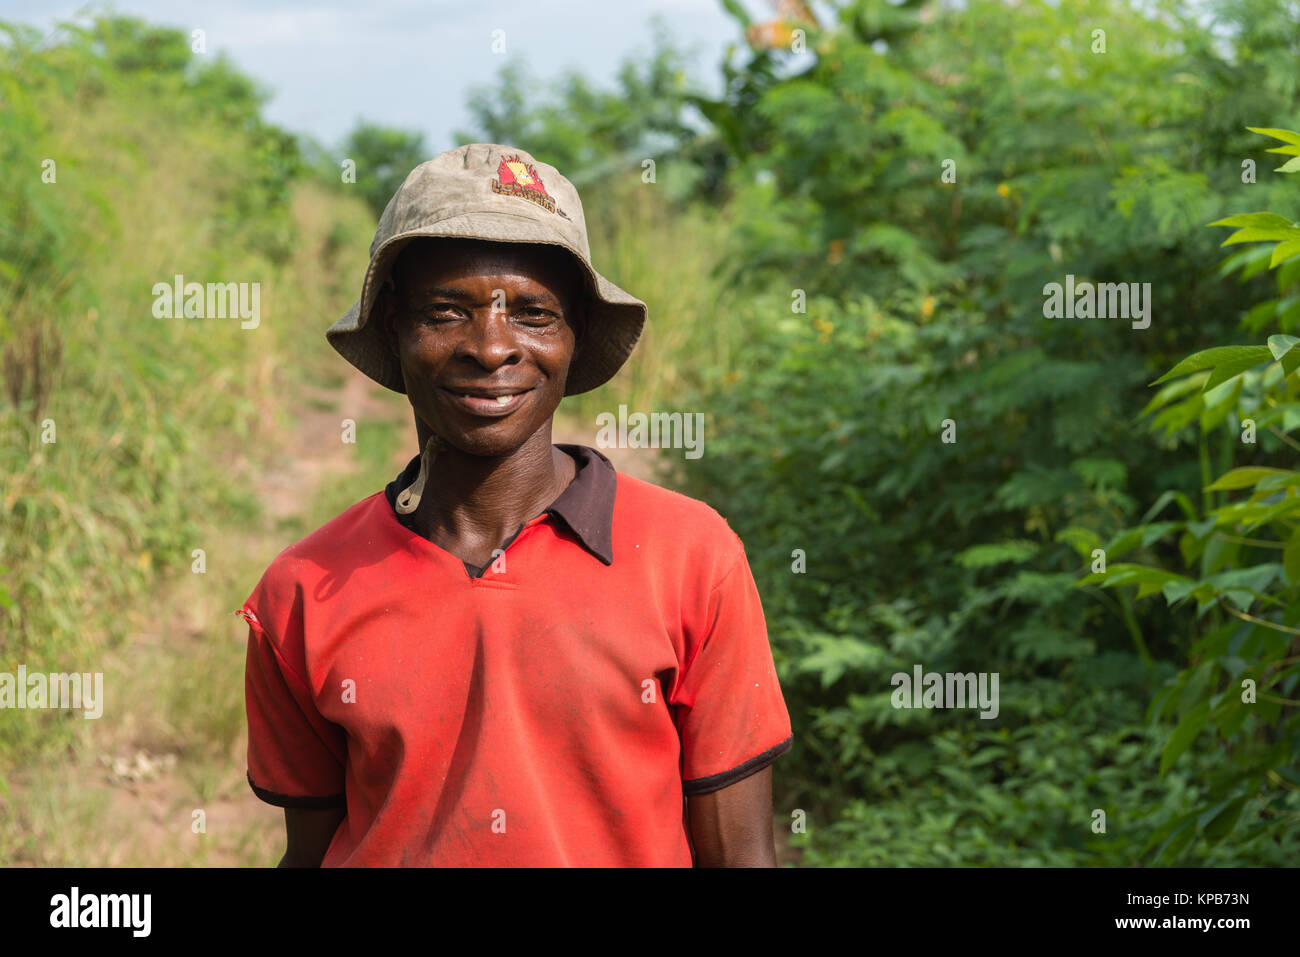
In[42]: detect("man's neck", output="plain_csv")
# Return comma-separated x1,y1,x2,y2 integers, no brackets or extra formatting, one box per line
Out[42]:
408,420,577,555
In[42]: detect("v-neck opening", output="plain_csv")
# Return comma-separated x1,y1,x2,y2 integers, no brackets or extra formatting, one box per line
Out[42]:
379,444,595,580
461,520,528,579
380,500,552,581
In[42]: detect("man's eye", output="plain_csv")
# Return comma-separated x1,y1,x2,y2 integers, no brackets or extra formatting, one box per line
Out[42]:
519,309,556,325
418,304,459,320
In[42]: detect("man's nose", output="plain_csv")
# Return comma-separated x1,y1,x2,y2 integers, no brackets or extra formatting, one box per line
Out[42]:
455,307,521,371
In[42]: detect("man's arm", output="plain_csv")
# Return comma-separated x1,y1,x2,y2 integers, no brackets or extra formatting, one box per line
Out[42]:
278,807,346,867
686,766,777,867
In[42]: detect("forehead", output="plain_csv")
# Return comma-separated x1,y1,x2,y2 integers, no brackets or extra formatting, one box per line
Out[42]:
393,239,581,297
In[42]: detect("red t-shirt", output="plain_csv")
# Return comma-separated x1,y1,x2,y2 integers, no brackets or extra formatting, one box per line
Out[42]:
241,444,792,866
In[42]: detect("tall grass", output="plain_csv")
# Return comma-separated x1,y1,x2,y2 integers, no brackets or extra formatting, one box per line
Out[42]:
0,18,373,768
561,177,749,422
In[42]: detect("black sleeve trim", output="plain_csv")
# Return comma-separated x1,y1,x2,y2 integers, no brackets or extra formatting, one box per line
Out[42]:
682,735,793,796
247,771,346,810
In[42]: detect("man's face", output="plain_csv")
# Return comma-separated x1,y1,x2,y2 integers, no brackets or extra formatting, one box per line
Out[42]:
379,239,583,457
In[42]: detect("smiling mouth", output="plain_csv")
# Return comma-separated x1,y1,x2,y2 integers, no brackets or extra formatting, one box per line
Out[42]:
439,386,533,417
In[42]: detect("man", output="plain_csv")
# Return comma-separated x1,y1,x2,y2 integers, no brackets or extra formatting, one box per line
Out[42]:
240,144,793,867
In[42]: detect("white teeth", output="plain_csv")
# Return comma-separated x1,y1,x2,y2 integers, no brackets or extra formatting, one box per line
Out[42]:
495,395,512,405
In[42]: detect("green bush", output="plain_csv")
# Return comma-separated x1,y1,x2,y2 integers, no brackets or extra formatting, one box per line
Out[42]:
676,0,1300,865
1078,127,1300,863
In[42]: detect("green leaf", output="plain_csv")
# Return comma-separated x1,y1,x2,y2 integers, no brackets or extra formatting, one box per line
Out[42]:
1276,156,1300,174
1140,489,1198,524
1218,244,1275,279
954,540,1039,569
1208,212,1296,230
1103,527,1143,560
1163,580,1194,606
1201,378,1242,431
1139,522,1180,547
1161,700,1210,775
1205,467,1292,491
1150,814,1197,864
1071,457,1127,489
1199,795,1249,845
1246,127,1300,146
1241,495,1300,531
1202,376,1241,410
1271,240,1300,267
1078,563,1194,596
1219,227,1300,247
1140,370,1210,417
1208,355,1275,390
1152,396,1206,436
1151,345,1271,386
1054,526,1101,557
1285,533,1300,586
1255,470,1300,492
1221,588,1255,611
1267,333,1300,361
1216,655,1248,680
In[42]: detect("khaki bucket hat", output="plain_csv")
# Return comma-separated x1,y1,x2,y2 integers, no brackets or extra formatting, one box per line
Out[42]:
327,143,647,396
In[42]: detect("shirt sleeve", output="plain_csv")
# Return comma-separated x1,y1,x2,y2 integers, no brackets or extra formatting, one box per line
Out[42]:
242,606,348,808
671,543,793,796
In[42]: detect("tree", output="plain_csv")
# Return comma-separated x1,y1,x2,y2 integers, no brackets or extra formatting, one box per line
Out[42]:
340,123,429,218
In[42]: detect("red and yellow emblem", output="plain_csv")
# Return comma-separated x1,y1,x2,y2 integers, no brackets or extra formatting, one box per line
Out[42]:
496,155,549,196
491,153,568,218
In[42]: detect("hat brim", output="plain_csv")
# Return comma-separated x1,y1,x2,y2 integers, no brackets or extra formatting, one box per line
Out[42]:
326,209,646,397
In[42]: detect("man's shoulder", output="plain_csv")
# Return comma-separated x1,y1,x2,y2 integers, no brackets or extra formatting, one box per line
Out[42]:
276,490,393,565
612,470,746,555
245,492,394,611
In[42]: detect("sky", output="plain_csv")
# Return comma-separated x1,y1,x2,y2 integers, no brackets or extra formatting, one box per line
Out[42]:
2,0,748,152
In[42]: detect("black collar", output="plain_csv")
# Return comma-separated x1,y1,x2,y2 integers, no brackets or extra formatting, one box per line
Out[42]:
383,443,616,567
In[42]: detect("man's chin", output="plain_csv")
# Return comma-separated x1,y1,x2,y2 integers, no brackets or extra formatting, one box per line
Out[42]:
426,419,551,460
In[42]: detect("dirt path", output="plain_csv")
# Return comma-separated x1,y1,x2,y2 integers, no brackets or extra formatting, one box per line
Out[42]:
118,366,407,865
8,365,407,866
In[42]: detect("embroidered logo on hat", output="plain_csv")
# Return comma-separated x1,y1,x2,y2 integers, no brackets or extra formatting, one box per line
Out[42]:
491,154,569,219
499,155,547,194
